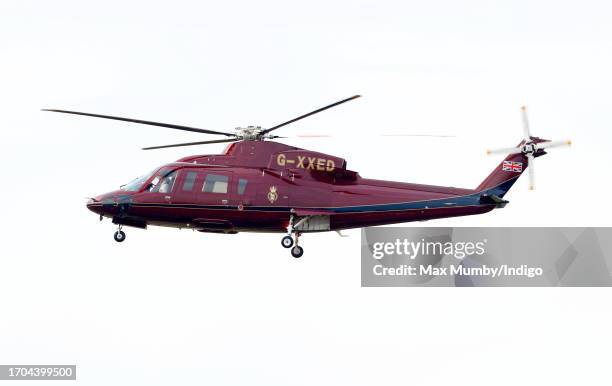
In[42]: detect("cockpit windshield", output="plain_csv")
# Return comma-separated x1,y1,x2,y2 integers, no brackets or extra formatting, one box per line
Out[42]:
120,166,179,193
120,168,158,192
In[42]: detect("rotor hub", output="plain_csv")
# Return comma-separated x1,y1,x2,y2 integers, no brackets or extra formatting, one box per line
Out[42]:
235,126,264,141
521,142,537,154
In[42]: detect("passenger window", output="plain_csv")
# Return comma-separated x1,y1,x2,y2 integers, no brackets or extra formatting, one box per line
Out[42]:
151,171,177,193
182,171,198,191
203,174,229,194
237,178,248,195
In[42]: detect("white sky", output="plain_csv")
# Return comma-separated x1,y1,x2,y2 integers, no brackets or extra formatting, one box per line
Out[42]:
1,0,611,385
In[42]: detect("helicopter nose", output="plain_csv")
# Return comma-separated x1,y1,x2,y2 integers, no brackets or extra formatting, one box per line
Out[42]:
86,193,133,217
86,197,104,215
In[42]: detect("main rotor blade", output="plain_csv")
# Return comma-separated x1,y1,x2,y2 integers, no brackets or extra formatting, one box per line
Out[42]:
142,138,238,150
42,109,237,137
379,134,455,138
294,133,455,138
521,105,531,140
262,95,361,134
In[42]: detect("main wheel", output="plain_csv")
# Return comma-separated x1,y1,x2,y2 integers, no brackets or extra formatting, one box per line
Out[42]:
114,230,126,242
281,235,294,248
291,245,304,258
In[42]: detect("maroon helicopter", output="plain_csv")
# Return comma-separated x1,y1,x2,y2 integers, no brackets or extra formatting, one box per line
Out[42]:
43,96,570,257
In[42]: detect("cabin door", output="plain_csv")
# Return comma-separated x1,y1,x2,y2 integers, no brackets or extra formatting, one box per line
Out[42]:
233,172,257,209
172,169,199,205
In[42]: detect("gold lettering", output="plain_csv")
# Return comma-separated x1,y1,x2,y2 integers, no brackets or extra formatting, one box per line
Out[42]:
326,160,335,172
307,157,316,170
277,153,286,166
297,155,306,168
316,158,325,171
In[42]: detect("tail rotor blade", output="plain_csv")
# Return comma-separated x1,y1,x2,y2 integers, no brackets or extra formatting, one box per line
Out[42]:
539,139,572,150
527,153,535,190
521,106,531,140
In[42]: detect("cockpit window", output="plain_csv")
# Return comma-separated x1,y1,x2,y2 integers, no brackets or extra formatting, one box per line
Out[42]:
121,169,157,192
149,176,161,189
143,167,171,192
150,170,177,193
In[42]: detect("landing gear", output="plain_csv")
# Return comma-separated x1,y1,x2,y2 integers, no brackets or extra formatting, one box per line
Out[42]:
114,230,126,242
114,225,126,242
281,235,294,248
291,245,304,258
283,214,304,257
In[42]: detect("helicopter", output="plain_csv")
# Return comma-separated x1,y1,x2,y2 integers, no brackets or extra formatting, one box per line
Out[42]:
43,96,570,258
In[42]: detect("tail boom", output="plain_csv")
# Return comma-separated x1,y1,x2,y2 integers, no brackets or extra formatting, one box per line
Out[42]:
476,152,529,198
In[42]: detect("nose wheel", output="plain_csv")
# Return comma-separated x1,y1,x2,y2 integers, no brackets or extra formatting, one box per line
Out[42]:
113,225,126,243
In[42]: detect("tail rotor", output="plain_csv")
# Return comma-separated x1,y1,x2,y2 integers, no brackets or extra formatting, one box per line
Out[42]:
486,106,571,190
521,105,531,141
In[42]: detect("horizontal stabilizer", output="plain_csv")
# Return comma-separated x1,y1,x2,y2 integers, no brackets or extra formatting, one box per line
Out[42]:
479,194,509,208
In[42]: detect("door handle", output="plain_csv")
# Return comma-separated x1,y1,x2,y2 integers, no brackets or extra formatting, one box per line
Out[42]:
164,195,171,202
221,199,228,204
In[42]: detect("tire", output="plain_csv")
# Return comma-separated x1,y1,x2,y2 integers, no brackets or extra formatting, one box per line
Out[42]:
114,230,126,242
281,235,294,249
291,246,304,258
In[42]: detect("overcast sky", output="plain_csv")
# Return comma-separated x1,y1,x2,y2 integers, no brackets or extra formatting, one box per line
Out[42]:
1,0,611,385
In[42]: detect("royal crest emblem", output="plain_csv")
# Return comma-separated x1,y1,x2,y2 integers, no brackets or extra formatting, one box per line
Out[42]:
267,186,278,203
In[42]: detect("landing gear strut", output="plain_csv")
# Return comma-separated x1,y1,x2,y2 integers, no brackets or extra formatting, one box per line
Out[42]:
114,225,126,243
290,232,303,258
282,214,304,258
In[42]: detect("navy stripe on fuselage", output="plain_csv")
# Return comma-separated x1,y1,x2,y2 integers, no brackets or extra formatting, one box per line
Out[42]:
120,176,519,214
331,176,518,213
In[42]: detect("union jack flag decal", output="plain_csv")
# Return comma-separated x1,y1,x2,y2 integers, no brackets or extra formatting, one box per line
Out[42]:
502,160,523,173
